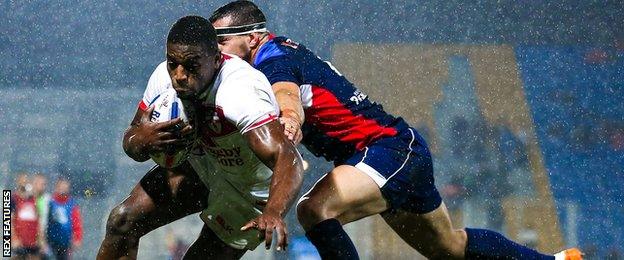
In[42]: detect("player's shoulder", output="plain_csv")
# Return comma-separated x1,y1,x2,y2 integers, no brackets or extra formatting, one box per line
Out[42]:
146,61,173,89
271,35,302,50
149,61,170,83
214,55,275,108
219,54,270,88
142,61,173,104
254,35,303,66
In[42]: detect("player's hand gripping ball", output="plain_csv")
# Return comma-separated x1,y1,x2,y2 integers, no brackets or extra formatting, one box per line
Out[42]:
148,88,194,168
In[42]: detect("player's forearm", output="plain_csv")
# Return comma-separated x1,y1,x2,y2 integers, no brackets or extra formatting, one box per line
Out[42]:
274,86,304,123
265,146,304,217
246,121,304,217
123,126,150,162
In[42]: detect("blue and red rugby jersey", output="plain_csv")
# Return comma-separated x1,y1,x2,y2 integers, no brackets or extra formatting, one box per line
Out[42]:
253,35,410,162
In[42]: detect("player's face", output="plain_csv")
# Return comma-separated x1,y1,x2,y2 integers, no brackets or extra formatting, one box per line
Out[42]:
55,180,70,195
216,34,252,61
212,18,253,61
166,43,220,99
16,174,29,191
32,176,47,194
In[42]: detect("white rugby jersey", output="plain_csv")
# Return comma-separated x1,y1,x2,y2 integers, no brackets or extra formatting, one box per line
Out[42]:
139,54,280,249
140,54,278,186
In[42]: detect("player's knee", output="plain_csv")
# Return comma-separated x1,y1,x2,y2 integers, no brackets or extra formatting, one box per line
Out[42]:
296,198,337,230
106,204,140,236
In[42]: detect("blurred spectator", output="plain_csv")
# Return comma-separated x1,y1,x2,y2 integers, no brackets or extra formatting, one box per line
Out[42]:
12,173,40,260
46,178,83,260
32,173,52,259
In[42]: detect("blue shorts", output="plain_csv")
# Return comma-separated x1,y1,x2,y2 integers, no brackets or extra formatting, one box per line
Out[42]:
343,127,442,213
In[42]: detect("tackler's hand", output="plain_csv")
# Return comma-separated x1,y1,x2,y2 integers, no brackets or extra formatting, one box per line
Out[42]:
279,116,303,145
241,210,288,251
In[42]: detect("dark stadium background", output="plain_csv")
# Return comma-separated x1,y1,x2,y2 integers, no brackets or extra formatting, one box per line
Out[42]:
1,1,622,259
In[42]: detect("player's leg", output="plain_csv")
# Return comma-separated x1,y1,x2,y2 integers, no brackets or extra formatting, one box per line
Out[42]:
297,165,389,259
182,224,247,260
50,245,68,260
22,247,41,260
27,249,41,260
377,129,577,259
298,127,580,260
297,128,431,259
11,247,27,260
382,204,577,260
381,204,466,259
97,162,209,260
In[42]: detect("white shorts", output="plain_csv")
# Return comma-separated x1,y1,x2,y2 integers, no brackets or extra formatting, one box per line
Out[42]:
189,156,269,250
200,176,266,250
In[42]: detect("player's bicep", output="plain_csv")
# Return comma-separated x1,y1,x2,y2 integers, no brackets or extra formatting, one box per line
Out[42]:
243,120,289,169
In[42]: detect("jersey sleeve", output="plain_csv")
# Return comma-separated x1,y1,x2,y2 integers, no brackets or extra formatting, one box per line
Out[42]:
255,55,301,86
139,61,171,111
218,73,279,134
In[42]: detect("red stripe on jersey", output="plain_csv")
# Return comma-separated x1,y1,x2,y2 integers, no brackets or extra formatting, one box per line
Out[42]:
305,86,398,150
249,114,277,129
221,53,233,62
138,100,148,111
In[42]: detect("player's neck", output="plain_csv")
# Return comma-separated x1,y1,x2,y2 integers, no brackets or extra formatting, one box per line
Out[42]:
249,33,270,64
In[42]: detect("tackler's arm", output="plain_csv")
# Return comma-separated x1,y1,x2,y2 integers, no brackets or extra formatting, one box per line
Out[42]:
272,81,304,144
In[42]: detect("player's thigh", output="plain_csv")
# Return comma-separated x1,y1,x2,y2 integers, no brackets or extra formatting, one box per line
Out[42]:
298,165,389,228
351,128,441,214
141,161,208,212
168,164,209,213
182,225,247,260
381,203,467,259
111,162,209,232
300,127,439,226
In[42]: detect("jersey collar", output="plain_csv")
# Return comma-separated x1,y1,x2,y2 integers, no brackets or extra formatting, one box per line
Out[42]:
253,34,282,67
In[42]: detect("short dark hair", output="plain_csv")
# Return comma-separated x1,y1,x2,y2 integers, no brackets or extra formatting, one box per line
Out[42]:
209,0,266,26
167,15,218,54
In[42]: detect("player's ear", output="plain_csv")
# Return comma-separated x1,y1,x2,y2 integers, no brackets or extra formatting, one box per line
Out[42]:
249,33,260,48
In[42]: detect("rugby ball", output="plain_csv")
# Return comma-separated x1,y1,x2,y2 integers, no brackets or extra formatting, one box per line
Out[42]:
148,88,193,168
